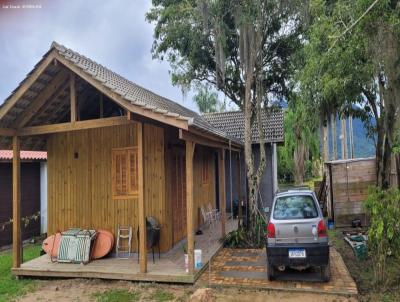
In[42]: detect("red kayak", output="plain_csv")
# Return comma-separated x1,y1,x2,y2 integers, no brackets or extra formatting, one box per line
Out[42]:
42,229,114,259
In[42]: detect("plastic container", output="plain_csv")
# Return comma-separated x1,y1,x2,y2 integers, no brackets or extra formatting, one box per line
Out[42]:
194,249,202,269
327,219,334,230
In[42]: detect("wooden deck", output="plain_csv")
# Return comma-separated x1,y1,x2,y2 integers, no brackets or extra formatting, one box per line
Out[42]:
12,219,237,283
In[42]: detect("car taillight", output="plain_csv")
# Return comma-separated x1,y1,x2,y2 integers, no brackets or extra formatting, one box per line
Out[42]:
318,220,327,238
266,222,275,238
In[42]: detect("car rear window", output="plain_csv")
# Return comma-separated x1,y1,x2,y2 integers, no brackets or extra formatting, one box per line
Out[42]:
273,195,318,220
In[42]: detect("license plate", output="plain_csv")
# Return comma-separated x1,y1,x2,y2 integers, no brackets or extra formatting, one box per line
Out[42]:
288,249,306,258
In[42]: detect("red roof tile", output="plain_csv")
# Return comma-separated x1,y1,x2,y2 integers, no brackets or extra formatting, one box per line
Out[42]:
0,150,47,160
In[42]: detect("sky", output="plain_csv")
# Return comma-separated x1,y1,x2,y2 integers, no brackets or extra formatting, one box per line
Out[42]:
0,0,202,111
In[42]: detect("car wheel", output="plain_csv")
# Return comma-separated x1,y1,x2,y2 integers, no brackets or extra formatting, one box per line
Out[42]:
267,260,275,281
320,264,331,282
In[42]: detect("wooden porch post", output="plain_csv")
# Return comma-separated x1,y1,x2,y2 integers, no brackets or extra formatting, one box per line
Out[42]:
12,136,21,268
219,149,226,236
138,122,147,273
70,73,77,122
185,140,195,274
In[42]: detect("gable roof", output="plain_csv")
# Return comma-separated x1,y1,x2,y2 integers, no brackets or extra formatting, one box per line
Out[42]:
0,42,241,147
203,110,284,144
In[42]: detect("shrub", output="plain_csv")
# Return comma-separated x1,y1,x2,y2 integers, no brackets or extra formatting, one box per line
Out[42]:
364,187,400,285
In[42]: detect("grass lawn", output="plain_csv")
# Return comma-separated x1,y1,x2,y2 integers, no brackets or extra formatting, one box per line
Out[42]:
328,229,400,302
0,244,41,302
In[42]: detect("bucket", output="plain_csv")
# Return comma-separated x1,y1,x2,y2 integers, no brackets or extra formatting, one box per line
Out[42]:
194,249,202,269
327,219,334,230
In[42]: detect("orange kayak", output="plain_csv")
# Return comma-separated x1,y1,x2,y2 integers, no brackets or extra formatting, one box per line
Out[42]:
91,230,114,259
42,232,62,257
42,229,114,259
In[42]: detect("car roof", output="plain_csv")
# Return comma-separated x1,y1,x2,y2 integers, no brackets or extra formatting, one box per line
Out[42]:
275,189,314,197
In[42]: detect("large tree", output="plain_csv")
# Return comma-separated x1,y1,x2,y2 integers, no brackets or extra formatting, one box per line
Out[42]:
300,0,400,188
147,0,303,233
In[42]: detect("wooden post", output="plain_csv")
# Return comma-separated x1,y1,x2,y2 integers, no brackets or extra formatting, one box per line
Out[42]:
219,149,226,236
99,93,104,118
138,122,147,273
70,73,77,122
185,140,195,274
12,136,21,268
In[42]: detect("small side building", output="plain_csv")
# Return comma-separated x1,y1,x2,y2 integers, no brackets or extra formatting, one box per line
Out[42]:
324,157,376,227
203,110,284,212
0,150,47,247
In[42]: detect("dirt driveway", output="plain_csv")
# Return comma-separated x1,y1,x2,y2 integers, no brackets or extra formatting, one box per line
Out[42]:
17,278,356,302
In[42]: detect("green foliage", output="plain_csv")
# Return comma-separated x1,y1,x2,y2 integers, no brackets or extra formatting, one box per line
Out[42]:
193,84,225,113
146,0,303,107
0,244,41,302
278,96,320,183
364,187,400,285
222,216,266,248
92,289,140,302
222,227,249,248
302,0,400,188
150,289,175,302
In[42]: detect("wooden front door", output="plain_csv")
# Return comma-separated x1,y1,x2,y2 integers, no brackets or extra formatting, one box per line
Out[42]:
171,147,187,244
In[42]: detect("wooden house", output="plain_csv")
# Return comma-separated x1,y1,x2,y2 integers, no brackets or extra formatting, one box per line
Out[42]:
0,150,47,247
204,110,284,213
0,42,244,283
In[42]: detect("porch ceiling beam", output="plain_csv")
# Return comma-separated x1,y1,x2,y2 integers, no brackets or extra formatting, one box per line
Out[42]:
0,52,57,120
179,129,241,152
188,128,242,149
70,73,77,122
13,70,70,129
53,53,189,130
18,116,135,136
0,127,17,136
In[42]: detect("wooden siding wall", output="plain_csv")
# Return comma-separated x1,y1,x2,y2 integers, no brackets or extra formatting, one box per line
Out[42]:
193,146,216,230
326,158,376,227
0,162,41,247
48,123,145,251
47,122,218,253
143,124,168,251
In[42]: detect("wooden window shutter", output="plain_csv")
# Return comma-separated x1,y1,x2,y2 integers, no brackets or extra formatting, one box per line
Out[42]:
112,147,139,198
128,148,138,194
112,150,128,197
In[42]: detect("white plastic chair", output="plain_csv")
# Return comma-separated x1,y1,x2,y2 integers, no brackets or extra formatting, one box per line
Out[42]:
208,203,221,221
200,206,214,227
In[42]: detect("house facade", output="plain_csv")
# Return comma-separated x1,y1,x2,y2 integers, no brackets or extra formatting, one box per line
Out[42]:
0,42,242,280
204,110,284,213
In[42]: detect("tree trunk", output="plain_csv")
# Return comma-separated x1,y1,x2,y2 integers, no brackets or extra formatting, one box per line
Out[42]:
293,142,305,185
349,113,354,159
331,113,337,160
322,116,329,164
341,115,347,160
